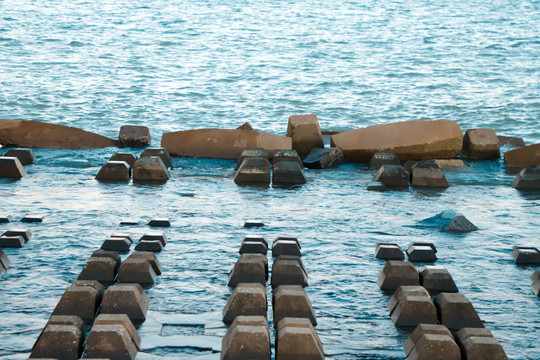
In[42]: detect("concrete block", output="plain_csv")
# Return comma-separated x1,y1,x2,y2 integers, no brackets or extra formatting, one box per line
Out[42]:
407,241,437,253
512,245,540,265
0,235,25,248
126,252,162,275
148,218,171,227
243,235,268,247
390,294,438,327
0,249,11,271
434,293,484,330
228,254,268,287
118,125,150,148
419,266,458,294
77,257,118,285
71,279,105,296
243,221,265,228
94,313,141,350
239,240,267,255
372,165,409,187
378,261,419,292
0,156,26,178
387,286,430,314
403,324,453,357
101,237,131,252
275,255,307,275
110,151,138,167
511,167,540,190
2,228,31,241
498,135,525,148
418,210,478,233
221,316,271,360
276,317,323,355
52,282,103,323
272,161,306,185
504,143,540,169
273,285,317,326
462,128,500,159
532,278,540,296
368,152,401,171
273,149,303,167
411,162,449,188
432,159,467,170
132,157,170,182
530,269,540,281
46,315,85,334
222,283,267,324
140,147,172,168
375,242,405,260
120,219,139,225
235,148,268,170
140,232,167,246
456,328,508,360
4,148,36,165
286,114,324,156
30,324,84,360
20,215,44,223
90,250,121,268
273,236,301,248
95,161,131,181
407,246,437,263
100,283,149,323
117,258,157,286
272,239,302,257
407,333,461,360
303,147,344,169
271,257,308,288
0,215,12,223
234,157,271,185
134,240,163,252
276,324,325,360
84,324,138,360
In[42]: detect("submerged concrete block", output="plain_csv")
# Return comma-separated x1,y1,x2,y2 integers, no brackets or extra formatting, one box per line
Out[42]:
4,148,36,165
456,328,508,360
235,148,268,170
135,240,164,252
222,283,267,324
94,313,141,350
276,323,325,360
511,166,540,190
462,128,500,159
3,228,32,241
126,252,162,275
239,240,267,255
132,157,170,182
378,261,419,292
118,125,150,148
403,324,453,357
77,257,118,285
419,266,458,294
512,245,540,265
272,239,302,257
368,152,401,171
418,210,478,233
0,157,27,178
390,294,438,327
140,232,168,246
140,147,173,168
110,151,138,167
243,235,268,247
148,217,171,227
84,324,138,360
372,165,409,187
243,220,265,228
95,161,131,181
411,162,449,188
271,257,308,288
21,215,44,223
434,293,483,330
406,246,437,263
228,254,268,287
272,149,303,168
117,258,157,286
375,242,405,261
498,135,525,148
287,114,324,156
273,285,317,326
303,147,344,169
52,282,103,323
0,235,25,248
272,161,307,185
0,215,12,223
101,237,131,252
273,236,301,248
234,157,271,185
221,316,271,360
100,283,149,323
30,324,84,360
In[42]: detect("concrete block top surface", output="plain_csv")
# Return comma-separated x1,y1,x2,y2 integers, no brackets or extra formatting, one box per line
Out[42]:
140,147,172,168
110,151,138,167
3,228,31,241
286,113,324,154
4,148,36,165
94,313,141,349
118,125,151,148
127,252,162,275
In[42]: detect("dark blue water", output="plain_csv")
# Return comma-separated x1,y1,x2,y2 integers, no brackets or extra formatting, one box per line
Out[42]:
0,0,539,359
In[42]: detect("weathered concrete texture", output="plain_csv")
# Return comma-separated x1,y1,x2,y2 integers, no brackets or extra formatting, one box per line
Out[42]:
222,283,267,324
372,165,409,187
512,245,540,265
237,122,253,130
375,242,405,261
0,157,27,178
462,128,500,159
330,120,463,161
4,148,36,165
132,157,170,182
244,220,265,228
228,254,268,287
117,258,157,286
234,157,271,185
140,232,168,246
21,215,44,223
2,228,31,241
90,250,121,266
276,322,325,360
419,266,458,294
498,135,525,148
407,246,437,263
511,166,540,190
504,143,540,170
378,261,419,292
303,147,344,169
239,239,268,255
100,283,149,323
286,114,324,156
410,162,449,188
418,210,478,233
434,293,484,330
52,281,104,323
275,255,307,276
391,295,438,327
272,239,302,257
77,257,118,285
94,313,141,350
140,147,173,168
126,252,162,275
387,286,430,314
118,125,151,148
273,285,317,326
273,161,307,186
0,120,117,149
161,128,292,159
406,331,460,360
368,153,401,171
221,316,271,360
134,239,164,252
0,235,25,248
110,151,138,167
84,324,138,360
455,328,508,360
148,217,171,227
30,324,84,360
95,161,131,181
235,148,269,170
271,257,308,288
101,237,131,252
403,324,454,358
273,149,304,168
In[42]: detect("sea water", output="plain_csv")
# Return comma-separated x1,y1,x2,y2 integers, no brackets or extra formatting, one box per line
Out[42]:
0,0,539,359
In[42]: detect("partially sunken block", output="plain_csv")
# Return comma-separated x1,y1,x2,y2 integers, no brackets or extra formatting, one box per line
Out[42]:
95,161,131,181
378,261,419,292
140,147,172,168
303,147,344,169
126,252,162,275
272,161,307,185
375,242,405,261
30,324,84,359
132,157,170,182
273,285,317,326
140,232,168,246
390,293,438,328
52,281,104,324
117,258,157,286
244,220,265,228
368,152,401,171
406,245,437,263
434,293,484,330
228,254,268,287
77,256,119,285
455,328,508,360
135,240,163,252
243,235,268,247
84,324,138,360
272,239,302,257
4,148,36,165
94,313,141,350
234,157,271,185
276,319,325,360
148,217,171,227
462,128,501,159
101,237,131,252
0,157,26,178
20,215,44,223
118,125,151,148
100,283,149,323
222,283,267,324
404,324,460,360
511,166,540,190
272,149,303,168
419,266,458,294
221,316,271,360
0,235,25,248
512,245,540,265
0,215,11,223
271,257,308,288
371,165,409,187
110,151,138,167
286,114,324,155
235,148,268,170
3,228,32,241
411,162,449,188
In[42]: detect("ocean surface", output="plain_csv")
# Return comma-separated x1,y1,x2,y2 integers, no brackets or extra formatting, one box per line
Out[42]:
0,0,539,359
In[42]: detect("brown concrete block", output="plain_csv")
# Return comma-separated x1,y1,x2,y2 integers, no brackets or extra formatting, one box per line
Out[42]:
368,152,401,171
462,128,500,159
411,162,449,188
390,294,438,327
455,328,508,360
434,293,484,330
419,266,458,294
378,261,419,292
375,242,405,260
222,283,267,324
90,250,121,269
4,148,36,165
126,252,162,275
84,324,138,360
110,151,138,167
273,285,317,326
140,147,172,168
276,325,325,360
272,149,303,168
132,157,170,182
286,114,324,156
272,240,301,257
95,161,131,181
101,237,131,252
276,317,323,355
140,232,167,246
52,283,103,324
504,143,540,169
221,315,268,351
407,333,461,360
100,283,149,323
271,257,308,288
0,156,26,178
77,257,118,285
46,315,85,334
512,245,540,265
117,258,157,286
0,235,25,248
30,324,84,360
275,255,307,276
118,125,150,148
2,228,31,241
134,240,163,252
498,135,525,148
235,148,269,170
403,324,453,357
71,280,105,297
221,316,271,360
235,157,271,185
94,313,141,350
372,164,409,187
228,254,268,287
387,286,430,313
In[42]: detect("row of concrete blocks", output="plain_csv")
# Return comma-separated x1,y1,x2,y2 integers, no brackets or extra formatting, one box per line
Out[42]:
0,148,36,179
234,148,307,186
512,245,540,265
368,162,449,190
100,232,168,253
0,249,10,278
95,147,172,182
404,324,508,360
1,215,44,223
375,241,438,263
0,228,32,248
530,270,540,297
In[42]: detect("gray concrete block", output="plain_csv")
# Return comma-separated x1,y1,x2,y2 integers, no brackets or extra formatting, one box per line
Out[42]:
95,161,131,181
372,165,409,187
387,286,430,314
140,232,167,246
512,245,540,265
4,148,36,165
234,157,271,185
271,257,308,288
273,285,317,326
134,239,163,252
303,147,343,169
456,328,508,360
276,324,325,360
132,157,170,182
30,324,84,360
272,240,302,257
407,333,460,360
117,258,157,286
368,152,400,171
77,257,118,285
100,283,149,323
239,240,267,255
0,157,26,178
407,246,437,263
272,161,306,185
126,252,162,275
0,235,25,248
375,242,405,260
52,282,103,324
228,254,268,287
84,324,138,360
148,218,171,227
419,266,458,294
403,324,453,357
222,283,267,324
221,316,270,360
140,147,172,168
434,293,484,330
378,261,419,292
235,148,269,170
110,151,138,167
101,237,131,252
390,294,438,327
243,220,265,228
2,228,31,241
94,313,141,350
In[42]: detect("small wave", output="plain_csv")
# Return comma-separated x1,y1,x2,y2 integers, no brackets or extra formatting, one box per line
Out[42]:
68,40,84,47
